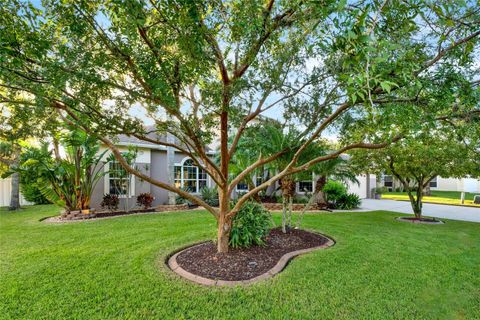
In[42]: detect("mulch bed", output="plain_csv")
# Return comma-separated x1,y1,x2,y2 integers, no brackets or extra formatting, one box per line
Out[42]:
396,216,444,224
93,208,156,218
175,228,329,281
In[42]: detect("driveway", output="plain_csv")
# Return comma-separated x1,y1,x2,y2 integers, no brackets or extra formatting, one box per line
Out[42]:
359,199,480,223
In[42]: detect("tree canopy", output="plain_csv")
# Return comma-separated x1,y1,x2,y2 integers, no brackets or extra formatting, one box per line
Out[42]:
1,0,479,251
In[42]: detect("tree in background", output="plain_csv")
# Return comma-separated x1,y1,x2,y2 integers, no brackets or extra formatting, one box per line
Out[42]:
1,1,479,251
351,132,479,219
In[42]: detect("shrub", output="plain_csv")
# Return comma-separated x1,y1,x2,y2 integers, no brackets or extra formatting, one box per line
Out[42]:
200,187,219,207
294,196,309,204
323,180,348,203
336,193,362,210
20,178,50,205
136,193,154,209
373,187,387,194
175,188,195,206
101,194,119,211
18,147,51,205
229,202,272,248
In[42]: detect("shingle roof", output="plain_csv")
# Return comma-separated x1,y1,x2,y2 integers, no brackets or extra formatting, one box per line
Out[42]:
114,126,212,152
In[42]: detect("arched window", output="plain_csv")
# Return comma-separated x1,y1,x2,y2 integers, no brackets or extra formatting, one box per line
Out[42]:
174,158,208,193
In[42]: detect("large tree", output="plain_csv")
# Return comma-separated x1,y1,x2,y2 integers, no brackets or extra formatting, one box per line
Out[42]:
1,1,479,251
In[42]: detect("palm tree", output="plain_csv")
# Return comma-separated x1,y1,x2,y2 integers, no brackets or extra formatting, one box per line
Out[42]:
251,124,327,233
295,156,359,228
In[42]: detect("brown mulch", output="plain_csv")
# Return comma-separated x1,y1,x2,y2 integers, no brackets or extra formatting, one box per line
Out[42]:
93,208,156,218
175,228,329,281
398,217,441,223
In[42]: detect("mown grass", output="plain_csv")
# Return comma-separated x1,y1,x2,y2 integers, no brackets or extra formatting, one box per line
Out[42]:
382,190,480,207
1,205,479,319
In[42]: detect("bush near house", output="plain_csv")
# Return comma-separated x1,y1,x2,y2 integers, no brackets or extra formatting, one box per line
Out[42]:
200,187,219,207
101,194,119,212
323,180,361,209
136,193,154,209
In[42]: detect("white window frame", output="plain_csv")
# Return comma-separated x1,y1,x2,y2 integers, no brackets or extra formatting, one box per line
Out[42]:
174,157,209,194
296,173,315,193
104,161,135,198
236,181,249,192
429,176,438,189
383,174,393,188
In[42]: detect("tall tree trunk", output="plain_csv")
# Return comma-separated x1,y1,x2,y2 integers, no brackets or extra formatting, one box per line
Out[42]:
9,171,20,211
280,178,295,233
217,106,231,253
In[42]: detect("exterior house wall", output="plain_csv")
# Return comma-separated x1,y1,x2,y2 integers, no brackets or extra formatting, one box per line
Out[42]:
91,146,152,210
378,174,480,193
150,150,169,205
434,177,464,191
346,175,371,199
0,178,33,207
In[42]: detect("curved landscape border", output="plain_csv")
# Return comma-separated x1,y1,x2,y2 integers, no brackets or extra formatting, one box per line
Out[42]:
395,217,445,224
167,233,335,286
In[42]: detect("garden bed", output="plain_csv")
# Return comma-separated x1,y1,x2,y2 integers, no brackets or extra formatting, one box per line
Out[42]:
44,204,190,222
261,202,327,211
168,228,334,285
396,217,444,224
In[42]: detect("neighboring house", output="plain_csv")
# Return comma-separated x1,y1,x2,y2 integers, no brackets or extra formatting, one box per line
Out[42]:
378,174,480,193
0,178,33,207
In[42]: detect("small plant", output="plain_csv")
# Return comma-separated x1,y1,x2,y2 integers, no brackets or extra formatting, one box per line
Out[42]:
136,193,154,209
294,196,309,204
374,187,387,194
336,193,361,210
229,202,272,248
101,194,119,212
200,187,219,207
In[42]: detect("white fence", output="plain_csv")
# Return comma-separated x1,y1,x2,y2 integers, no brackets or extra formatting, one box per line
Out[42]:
0,178,33,207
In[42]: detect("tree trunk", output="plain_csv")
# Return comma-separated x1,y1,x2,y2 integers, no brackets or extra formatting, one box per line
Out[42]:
280,178,295,233
287,196,293,229
281,196,287,233
217,187,231,253
314,176,327,206
423,184,431,196
217,214,232,253
414,187,423,219
407,188,423,219
9,171,21,211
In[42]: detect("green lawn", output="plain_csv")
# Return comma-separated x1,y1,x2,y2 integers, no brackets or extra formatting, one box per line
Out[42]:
1,205,479,319
382,190,480,207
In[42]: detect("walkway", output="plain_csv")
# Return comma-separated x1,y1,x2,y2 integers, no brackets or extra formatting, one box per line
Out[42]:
358,199,480,223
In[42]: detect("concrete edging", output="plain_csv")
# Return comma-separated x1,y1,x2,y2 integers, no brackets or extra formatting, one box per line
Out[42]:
395,217,445,224
167,234,335,286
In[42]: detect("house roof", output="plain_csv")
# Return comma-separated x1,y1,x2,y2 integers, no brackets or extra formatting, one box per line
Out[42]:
114,126,213,153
